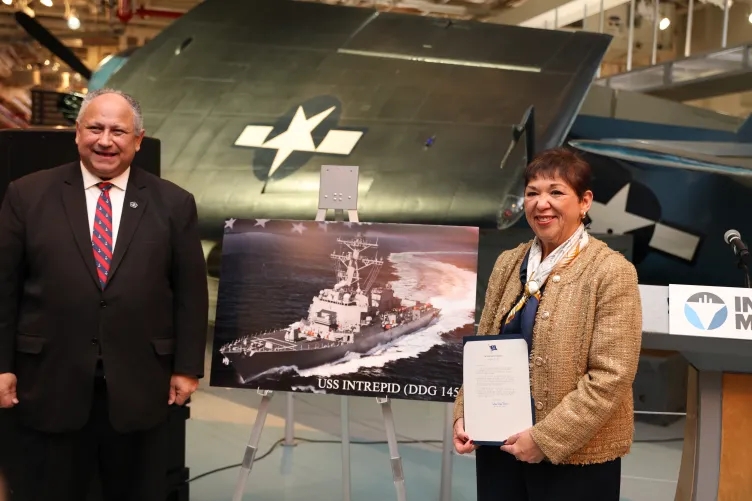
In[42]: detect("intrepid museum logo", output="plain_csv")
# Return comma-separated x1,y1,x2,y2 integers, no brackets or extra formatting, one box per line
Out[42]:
233,96,365,181
673,285,752,335
683,292,728,331
672,284,752,339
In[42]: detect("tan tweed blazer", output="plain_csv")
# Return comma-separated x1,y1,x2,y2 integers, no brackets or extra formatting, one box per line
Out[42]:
453,236,642,465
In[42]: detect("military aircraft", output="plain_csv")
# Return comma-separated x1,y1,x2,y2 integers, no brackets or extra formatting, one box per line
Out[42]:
567,100,752,288
12,0,752,290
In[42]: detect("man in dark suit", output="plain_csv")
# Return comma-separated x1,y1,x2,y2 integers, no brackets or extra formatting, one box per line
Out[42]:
0,88,208,500
0,468,9,501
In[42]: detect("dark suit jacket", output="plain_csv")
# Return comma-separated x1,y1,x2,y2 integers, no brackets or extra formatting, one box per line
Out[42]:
0,162,208,433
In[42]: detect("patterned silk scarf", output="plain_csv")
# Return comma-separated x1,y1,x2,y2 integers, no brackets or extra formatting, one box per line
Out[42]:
504,224,589,325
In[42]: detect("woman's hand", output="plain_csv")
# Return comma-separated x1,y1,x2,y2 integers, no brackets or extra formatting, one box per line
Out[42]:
453,418,478,454
500,429,545,463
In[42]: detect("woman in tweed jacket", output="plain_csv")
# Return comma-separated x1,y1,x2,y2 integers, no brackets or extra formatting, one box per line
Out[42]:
453,148,642,501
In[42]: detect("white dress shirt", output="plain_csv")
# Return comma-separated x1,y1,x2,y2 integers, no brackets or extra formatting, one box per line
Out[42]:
81,163,130,250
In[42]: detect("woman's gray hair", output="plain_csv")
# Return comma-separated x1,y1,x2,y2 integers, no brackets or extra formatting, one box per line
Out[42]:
76,88,144,133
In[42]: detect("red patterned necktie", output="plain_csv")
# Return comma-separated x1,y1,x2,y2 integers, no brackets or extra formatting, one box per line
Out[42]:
91,182,114,289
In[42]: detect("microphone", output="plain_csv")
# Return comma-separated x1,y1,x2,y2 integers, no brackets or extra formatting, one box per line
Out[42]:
726,230,752,288
724,229,749,258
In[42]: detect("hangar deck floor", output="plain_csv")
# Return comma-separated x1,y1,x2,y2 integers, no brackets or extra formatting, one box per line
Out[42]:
184,383,684,501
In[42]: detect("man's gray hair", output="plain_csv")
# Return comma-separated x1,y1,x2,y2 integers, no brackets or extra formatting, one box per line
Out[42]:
76,88,144,133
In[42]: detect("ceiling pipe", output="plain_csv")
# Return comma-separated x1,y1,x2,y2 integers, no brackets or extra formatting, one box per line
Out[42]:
116,0,133,23
117,0,183,23
134,6,182,19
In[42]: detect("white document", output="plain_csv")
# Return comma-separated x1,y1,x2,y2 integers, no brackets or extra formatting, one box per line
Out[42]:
462,336,533,445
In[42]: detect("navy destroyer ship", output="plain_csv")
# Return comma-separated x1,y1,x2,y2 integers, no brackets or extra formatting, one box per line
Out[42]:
219,235,441,382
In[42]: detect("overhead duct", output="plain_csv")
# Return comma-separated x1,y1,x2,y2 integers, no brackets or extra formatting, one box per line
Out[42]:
117,0,183,23
135,6,183,18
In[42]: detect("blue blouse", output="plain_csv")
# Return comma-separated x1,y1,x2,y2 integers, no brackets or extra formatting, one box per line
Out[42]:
500,250,543,352
499,249,539,422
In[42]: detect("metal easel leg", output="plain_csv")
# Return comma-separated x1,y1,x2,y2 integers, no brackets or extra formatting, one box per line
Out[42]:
378,397,408,501
284,392,295,446
439,403,454,501
342,395,351,501
232,389,274,501
280,392,296,475
316,165,360,500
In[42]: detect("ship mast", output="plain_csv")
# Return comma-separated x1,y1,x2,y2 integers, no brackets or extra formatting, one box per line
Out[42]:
330,234,382,293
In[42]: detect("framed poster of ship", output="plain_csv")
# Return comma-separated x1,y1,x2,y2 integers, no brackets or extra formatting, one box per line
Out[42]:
209,219,479,402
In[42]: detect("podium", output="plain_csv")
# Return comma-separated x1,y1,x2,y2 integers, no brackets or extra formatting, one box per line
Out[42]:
640,285,752,501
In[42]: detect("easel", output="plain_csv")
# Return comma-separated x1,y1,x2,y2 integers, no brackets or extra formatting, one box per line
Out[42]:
232,105,537,501
230,166,412,501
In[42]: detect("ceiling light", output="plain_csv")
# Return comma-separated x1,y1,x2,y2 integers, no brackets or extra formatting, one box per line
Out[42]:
1,0,12,5
659,17,670,30
40,0,52,6
67,14,80,29
748,12,752,23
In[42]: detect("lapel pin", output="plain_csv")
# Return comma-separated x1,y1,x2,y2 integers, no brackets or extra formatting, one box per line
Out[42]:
130,201,138,209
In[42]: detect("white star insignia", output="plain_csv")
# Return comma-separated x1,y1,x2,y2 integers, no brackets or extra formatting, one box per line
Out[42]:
291,222,306,235
234,105,364,178
588,184,653,235
254,219,270,228
224,218,237,230
589,183,700,261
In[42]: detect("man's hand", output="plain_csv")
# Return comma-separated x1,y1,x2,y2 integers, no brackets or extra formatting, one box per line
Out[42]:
168,374,198,406
453,418,478,454
0,373,18,408
500,428,545,463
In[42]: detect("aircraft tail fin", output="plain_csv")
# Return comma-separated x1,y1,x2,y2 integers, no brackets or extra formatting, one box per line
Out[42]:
736,114,752,142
